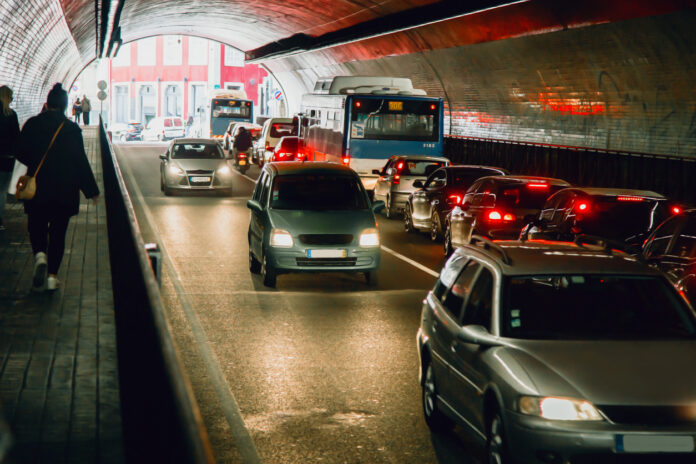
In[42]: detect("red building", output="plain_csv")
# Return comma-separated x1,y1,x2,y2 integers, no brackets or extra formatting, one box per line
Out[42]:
109,36,268,125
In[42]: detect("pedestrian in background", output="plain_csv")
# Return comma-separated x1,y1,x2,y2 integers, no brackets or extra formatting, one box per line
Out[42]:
0,85,20,231
72,98,81,124
18,83,99,291
81,95,91,125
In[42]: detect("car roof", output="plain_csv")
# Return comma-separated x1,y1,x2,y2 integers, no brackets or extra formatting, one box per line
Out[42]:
392,155,450,162
268,161,356,176
170,138,219,145
445,165,508,173
558,187,666,199
455,240,660,276
477,175,570,186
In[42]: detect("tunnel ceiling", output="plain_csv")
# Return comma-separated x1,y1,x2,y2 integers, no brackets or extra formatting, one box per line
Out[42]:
1,0,695,157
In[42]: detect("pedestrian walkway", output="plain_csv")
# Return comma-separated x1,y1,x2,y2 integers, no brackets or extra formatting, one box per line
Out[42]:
0,127,124,463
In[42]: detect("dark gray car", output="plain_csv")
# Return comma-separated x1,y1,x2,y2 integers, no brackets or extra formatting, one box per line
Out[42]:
418,237,696,463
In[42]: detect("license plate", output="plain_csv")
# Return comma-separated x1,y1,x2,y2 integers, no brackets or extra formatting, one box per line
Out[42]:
307,249,347,258
239,160,246,165
617,435,695,453
191,176,211,182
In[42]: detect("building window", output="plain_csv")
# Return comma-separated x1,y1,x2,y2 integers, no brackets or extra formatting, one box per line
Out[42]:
114,85,129,123
225,82,244,91
164,85,182,116
189,84,207,119
139,85,156,124
137,37,157,66
163,35,182,66
188,37,208,65
112,43,131,67
224,46,244,67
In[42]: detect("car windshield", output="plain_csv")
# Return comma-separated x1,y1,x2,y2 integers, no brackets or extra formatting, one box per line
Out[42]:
270,174,368,211
278,138,301,152
396,160,445,176
503,275,696,340
497,184,565,209
451,169,503,188
579,198,666,241
171,143,224,159
351,99,439,142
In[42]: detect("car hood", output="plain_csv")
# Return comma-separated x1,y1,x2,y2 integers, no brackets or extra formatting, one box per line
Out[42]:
268,209,376,235
172,159,225,171
507,340,696,405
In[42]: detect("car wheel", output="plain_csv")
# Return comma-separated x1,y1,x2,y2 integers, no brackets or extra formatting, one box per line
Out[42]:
404,205,416,233
444,223,454,256
261,252,277,288
249,251,261,274
430,212,442,241
487,410,511,464
422,362,454,432
364,271,378,286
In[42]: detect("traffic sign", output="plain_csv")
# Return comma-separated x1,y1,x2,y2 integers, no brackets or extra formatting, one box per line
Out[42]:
97,90,107,101
97,80,107,90
274,90,283,101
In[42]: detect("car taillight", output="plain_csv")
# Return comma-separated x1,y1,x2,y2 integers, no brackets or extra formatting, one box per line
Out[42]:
448,194,462,205
527,183,549,189
488,211,515,221
238,153,246,158
672,206,682,214
342,157,350,165
396,162,404,170
617,196,645,202
576,202,590,212
393,174,400,185
265,141,270,150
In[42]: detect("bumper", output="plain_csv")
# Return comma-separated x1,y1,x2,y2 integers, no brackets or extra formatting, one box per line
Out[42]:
266,246,380,274
506,410,696,464
164,173,234,190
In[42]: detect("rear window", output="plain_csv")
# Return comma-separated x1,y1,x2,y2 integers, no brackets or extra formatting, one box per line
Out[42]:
278,138,301,151
497,184,564,209
270,123,297,138
395,160,445,176
270,174,368,211
171,143,224,159
579,198,667,241
173,118,183,127
503,275,695,340
164,119,172,127
451,169,503,189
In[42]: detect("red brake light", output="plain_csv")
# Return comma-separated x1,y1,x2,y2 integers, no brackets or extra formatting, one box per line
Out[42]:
342,157,350,165
617,196,645,202
577,202,589,212
527,183,549,189
488,211,502,221
393,174,400,185
355,101,361,108
448,194,462,205
396,162,404,170
430,104,436,110
503,213,516,221
672,206,682,214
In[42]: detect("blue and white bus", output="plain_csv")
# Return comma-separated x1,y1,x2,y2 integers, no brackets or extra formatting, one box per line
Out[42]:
301,77,444,191
203,89,253,140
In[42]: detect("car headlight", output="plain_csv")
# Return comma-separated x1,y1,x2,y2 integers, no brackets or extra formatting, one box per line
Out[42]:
217,165,231,175
518,396,603,421
168,164,184,175
359,228,380,247
270,229,294,247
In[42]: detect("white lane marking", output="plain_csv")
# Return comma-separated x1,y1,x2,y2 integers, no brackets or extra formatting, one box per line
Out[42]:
117,146,262,464
232,168,257,183
380,245,439,278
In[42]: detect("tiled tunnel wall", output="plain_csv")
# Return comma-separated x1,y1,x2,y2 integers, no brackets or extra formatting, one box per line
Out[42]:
0,0,88,125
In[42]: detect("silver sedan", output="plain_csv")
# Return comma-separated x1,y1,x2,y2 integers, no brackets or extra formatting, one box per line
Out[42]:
159,138,234,196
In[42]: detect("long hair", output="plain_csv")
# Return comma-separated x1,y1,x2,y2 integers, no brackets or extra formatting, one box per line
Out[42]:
0,86,12,116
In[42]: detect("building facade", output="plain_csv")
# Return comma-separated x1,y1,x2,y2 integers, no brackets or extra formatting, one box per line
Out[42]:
109,36,278,126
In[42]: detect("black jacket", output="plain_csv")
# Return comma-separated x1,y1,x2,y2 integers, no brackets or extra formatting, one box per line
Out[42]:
0,110,20,172
17,110,99,216
233,129,253,151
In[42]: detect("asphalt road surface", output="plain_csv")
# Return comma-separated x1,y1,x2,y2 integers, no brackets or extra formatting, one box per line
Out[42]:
114,141,483,464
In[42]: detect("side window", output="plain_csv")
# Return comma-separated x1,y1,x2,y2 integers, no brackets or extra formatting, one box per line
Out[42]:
670,216,696,258
645,216,681,259
425,169,446,189
259,174,271,207
461,267,494,331
442,261,481,319
252,172,266,201
540,192,563,222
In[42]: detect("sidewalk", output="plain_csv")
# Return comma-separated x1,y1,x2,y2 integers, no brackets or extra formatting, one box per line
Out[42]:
0,127,124,463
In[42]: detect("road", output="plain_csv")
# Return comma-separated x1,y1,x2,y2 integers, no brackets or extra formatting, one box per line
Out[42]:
114,142,482,464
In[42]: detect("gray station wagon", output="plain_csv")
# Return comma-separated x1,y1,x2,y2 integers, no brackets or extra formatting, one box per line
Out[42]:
247,162,383,287
418,237,696,464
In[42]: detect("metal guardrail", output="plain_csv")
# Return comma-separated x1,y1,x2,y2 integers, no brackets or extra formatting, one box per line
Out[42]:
99,118,214,463
444,136,696,204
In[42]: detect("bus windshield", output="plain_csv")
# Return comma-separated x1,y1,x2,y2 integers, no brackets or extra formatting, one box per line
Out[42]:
350,99,439,142
212,99,251,119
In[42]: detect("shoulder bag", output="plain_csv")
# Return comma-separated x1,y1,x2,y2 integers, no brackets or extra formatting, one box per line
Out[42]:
16,121,65,200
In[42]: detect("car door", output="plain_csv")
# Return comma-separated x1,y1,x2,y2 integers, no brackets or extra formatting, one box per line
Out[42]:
413,168,446,223
249,171,270,258
374,159,393,201
429,260,481,415
159,147,170,182
450,265,495,434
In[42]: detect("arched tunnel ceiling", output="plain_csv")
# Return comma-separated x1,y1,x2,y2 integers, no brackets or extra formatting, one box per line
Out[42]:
1,0,695,157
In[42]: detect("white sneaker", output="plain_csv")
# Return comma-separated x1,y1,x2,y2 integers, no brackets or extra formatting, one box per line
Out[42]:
47,276,60,291
33,252,47,288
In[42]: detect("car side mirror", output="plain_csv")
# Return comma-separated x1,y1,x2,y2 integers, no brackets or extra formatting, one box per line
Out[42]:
386,168,396,176
481,194,495,208
413,179,424,189
372,169,381,175
458,325,500,347
372,200,385,213
159,153,167,160
246,199,263,212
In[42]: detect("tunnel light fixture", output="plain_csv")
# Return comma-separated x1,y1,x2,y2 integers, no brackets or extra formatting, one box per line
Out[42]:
102,0,122,58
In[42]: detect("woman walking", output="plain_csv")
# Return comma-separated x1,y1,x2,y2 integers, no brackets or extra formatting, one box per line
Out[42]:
18,83,99,290
0,86,20,231
72,98,81,124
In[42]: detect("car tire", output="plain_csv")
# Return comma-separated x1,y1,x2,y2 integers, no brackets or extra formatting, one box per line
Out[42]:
249,251,261,274
444,223,454,256
163,183,173,196
430,212,442,241
422,361,454,432
404,204,416,233
261,252,277,288
364,271,378,286
487,410,512,464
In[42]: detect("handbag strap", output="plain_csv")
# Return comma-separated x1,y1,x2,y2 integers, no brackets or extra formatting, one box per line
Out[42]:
34,121,65,176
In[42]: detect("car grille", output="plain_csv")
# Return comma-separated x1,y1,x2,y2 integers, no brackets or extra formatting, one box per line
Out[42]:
598,405,696,426
187,170,214,187
299,234,353,245
186,170,213,175
295,257,357,267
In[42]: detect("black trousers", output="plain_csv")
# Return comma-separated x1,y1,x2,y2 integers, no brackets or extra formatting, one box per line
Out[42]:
83,111,90,125
27,207,72,275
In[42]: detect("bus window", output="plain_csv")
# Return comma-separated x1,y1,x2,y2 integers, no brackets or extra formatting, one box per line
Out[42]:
350,99,439,142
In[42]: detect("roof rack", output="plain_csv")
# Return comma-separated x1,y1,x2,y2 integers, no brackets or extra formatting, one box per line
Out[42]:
572,234,645,262
470,235,512,265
